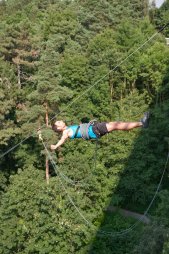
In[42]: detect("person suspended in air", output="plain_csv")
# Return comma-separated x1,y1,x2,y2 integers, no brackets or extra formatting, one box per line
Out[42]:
50,112,150,151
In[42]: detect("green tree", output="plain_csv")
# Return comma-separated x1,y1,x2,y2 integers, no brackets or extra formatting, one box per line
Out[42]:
153,0,169,37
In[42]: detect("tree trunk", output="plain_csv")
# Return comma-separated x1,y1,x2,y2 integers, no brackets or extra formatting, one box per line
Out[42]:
17,64,21,89
45,103,49,184
143,0,148,17
46,158,49,184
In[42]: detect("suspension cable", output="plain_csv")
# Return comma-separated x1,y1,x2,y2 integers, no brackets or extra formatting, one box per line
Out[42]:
42,140,169,237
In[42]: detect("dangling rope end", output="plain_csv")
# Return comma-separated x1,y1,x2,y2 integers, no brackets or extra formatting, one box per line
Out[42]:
37,129,43,141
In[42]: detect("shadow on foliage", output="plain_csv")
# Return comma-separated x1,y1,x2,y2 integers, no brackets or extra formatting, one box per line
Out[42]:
88,91,169,253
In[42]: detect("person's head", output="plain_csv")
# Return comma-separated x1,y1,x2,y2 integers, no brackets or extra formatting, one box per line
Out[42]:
51,120,66,133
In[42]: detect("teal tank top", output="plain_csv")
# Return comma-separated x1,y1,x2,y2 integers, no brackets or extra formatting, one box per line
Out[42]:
67,125,97,139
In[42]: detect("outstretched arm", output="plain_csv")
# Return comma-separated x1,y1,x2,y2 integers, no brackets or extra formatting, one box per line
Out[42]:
51,133,68,150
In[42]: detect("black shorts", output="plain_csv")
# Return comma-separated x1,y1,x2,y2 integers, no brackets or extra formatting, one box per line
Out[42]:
92,122,108,138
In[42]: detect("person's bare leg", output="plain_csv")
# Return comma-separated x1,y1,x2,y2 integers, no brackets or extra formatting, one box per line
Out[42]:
106,121,142,132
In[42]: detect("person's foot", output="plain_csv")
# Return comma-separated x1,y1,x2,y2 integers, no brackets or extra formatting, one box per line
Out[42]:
141,112,150,128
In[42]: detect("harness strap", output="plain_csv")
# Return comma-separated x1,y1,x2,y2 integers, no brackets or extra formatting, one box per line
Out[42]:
74,120,99,140
74,126,80,138
90,120,100,138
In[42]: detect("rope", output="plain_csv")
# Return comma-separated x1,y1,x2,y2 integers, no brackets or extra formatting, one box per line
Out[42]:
43,141,89,187
60,139,99,186
93,139,99,172
59,171,89,187
42,140,91,225
42,140,169,237
0,135,32,160
0,23,169,159
99,150,169,237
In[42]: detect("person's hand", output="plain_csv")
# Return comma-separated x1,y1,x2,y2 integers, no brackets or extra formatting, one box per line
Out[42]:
50,145,57,150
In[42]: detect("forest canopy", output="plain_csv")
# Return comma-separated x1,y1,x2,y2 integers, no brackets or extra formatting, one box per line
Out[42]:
0,0,169,253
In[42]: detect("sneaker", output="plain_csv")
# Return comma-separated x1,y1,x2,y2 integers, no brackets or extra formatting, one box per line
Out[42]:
141,112,150,128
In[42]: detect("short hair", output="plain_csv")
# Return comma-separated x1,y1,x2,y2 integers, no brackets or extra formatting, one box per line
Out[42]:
51,123,62,133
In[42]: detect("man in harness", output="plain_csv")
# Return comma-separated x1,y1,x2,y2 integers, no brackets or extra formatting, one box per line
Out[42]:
50,112,150,150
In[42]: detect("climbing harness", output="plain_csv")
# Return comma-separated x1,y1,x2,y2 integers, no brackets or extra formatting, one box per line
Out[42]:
79,120,98,140
73,120,99,140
